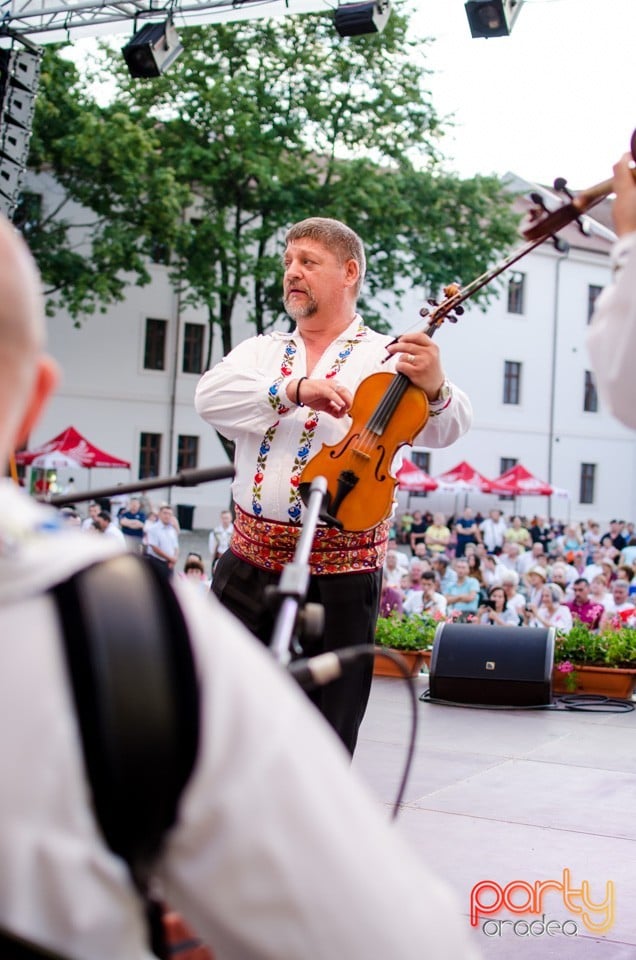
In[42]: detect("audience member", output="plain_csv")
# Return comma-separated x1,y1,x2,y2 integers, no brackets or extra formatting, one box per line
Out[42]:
478,584,521,627
524,565,548,607
93,510,126,546
408,510,428,552
503,515,532,551
453,507,479,558
81,501,100,532
601,580,636,626
424,512,451,555
208,508,234,571
444,557,479,616
565,578,604,630
145,503,180,577
383,548,407,587
379,578,404,618
499,570,527,621
524,583,573,633
432,555,457,594
182,556,212,593
479,508,506,554
118,495,146,553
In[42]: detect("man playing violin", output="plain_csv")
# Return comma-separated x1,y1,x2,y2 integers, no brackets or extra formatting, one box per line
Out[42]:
587,152,636,429
195,217,471,753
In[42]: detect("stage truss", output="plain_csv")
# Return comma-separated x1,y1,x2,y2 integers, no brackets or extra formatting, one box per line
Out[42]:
0,0,337,44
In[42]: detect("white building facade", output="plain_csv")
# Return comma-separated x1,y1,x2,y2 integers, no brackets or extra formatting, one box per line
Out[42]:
26,174,636,529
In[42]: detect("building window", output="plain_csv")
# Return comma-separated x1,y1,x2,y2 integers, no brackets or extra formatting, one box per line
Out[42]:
139,432,161,479
411,450,431,473
503,361,522,405
177,435,199,472
144,318,167,371
583,370,598,413
183,323,204,374
507,271,525,314
587,284,603,324
580,463,596,504
150,240,170,265
498,457,517,502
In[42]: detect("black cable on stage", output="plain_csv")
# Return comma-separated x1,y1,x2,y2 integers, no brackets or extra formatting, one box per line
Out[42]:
418,688,558,711
556,693,635,713
372,648,419,821
419,688,635,714
289,645,418,820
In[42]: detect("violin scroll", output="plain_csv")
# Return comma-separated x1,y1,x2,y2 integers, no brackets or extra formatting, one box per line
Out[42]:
522,128,636,243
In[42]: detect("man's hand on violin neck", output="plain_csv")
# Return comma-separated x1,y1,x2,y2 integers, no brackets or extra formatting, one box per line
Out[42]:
385,332,446,401
286,378,353,418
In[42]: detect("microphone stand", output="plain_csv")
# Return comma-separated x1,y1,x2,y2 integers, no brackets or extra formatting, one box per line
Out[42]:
40,465,235,507
268,476,328,666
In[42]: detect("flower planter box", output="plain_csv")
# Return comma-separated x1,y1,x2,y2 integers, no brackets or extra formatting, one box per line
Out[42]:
373,647,431,678
552,665,636,699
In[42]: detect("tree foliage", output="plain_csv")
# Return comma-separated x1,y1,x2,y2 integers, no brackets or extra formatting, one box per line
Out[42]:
21,47,188,318
22,6,519,345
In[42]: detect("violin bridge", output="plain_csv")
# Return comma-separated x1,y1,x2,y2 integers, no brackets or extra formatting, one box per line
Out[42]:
350,447,370,462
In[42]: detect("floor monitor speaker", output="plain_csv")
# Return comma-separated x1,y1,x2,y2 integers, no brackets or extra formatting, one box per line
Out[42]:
428,624,555,706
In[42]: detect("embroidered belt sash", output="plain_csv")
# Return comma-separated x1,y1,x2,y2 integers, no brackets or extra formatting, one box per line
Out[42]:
231,506,390,575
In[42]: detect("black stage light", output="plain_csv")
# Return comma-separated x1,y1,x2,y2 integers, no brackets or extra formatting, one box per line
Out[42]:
122,19,184,79
464,0,524,38
334,1,391,38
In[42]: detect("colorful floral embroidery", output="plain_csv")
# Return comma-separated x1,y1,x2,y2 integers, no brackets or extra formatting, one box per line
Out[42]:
287,324,366,520
267,341,296,415
233,506,390,574
253,323,367,519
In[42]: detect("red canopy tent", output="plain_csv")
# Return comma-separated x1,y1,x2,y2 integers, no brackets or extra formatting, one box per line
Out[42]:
397,458,438,492
15,426,131,469
434,460,493,493
488,464,552,496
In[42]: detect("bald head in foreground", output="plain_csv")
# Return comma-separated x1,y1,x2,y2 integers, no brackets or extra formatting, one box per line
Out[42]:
0,216,58,468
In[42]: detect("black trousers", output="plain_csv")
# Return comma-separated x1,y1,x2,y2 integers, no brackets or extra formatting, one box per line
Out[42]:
212,551,382,755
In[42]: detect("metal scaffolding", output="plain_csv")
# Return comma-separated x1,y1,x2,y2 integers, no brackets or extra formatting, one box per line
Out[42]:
0,0,334,43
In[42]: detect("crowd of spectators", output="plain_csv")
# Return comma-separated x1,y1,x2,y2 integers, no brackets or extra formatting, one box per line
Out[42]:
383,509,636,633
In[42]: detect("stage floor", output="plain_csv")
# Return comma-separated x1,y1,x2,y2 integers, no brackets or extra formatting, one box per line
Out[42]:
353,675,636,960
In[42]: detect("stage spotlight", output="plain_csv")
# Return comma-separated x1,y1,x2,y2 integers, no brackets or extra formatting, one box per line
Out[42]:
334,1,391,38
122,19,183,79
464,0,524,38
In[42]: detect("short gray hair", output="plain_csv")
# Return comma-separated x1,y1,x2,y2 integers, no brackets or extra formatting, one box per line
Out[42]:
285,218,366,296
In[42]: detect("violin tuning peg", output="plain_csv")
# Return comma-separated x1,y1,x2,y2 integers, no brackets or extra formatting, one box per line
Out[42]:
454,305,464,316
529,192,548,211
554,177,574,201
419,306,430,318
448,314,459,324
578,216,591,237
427,298,438,307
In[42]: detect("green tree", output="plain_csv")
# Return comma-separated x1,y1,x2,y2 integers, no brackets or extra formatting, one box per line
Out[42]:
25,6,519,345
106,9,518,360
20,47,188,319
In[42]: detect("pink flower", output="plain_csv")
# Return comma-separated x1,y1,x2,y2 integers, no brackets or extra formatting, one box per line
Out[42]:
557,661,574,674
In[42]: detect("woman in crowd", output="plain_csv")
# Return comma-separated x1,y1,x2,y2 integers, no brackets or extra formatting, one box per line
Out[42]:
589,573,613,610
524,583,573,633
478,585,521,627
467,553,488,603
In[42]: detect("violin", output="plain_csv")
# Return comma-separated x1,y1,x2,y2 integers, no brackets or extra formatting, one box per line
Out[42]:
300,133,634,532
